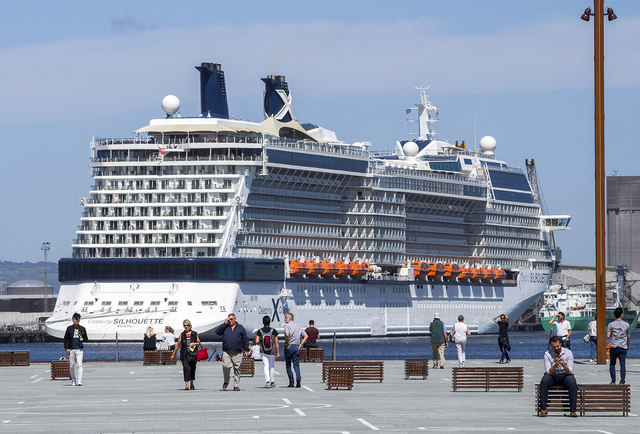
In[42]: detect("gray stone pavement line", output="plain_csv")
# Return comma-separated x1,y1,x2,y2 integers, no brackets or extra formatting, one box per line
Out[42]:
356,417,379,431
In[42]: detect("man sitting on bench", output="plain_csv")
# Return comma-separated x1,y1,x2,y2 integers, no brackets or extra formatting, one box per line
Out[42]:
539,336,578,417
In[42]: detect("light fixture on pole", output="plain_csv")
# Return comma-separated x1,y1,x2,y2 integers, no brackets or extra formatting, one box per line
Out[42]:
581,1,616,365
41,242,50,313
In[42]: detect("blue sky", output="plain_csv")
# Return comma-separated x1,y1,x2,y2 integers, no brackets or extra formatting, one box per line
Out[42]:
1,0,639,266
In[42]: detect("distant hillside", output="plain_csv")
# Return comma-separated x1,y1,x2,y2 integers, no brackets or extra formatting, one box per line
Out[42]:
0,261,60,293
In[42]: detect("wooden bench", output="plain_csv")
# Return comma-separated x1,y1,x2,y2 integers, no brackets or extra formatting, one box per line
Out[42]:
12,351,30,366
143,350,160,365
327,366,354,390
0,351,30,366
452,366,523,392
300,347,324,362
160,350,176,365
0,351,13,366
240,357,255,377
405,359,429,379
535,384,630,416
322,361,384,383
51,360,71,380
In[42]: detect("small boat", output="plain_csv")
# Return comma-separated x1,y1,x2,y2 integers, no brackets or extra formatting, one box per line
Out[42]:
442,263,461,281
320,261,339,276
336,262,354,277
351,262,370,278
305,260,323,276
427,262,446,280
410,262,429,279
468,267,481,281
289,260,308,277
481,268,496,282
458,267,472,280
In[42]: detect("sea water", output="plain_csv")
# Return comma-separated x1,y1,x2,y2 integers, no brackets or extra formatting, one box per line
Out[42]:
2,330,639,362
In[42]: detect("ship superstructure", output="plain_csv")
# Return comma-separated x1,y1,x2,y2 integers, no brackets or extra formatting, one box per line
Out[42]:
47,63,569,340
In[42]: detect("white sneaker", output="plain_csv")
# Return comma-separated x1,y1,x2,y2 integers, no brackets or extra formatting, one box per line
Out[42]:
71,380,76,386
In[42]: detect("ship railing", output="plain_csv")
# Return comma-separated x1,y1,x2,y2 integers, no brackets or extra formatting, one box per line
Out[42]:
369,164,484,186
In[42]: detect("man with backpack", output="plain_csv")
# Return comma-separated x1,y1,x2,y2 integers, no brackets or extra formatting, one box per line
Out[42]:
255,315,280,388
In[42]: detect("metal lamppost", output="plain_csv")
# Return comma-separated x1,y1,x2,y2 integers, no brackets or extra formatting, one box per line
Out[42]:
41,242,50,313
581,1,616,364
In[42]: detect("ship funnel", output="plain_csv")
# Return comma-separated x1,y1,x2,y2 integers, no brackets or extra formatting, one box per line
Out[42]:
261,75,293,122
195,62,229,119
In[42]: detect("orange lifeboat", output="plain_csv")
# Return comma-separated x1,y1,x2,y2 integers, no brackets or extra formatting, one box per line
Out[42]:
336,261,354,277
411,262,429,279
481,268,496,282
468,267,481,281
305,260,323,276
458,267,472,280
494,269,507,281
351,261,370,278
427,262,447,279
442,263,461,281
289,260,308,277
321,261,339,276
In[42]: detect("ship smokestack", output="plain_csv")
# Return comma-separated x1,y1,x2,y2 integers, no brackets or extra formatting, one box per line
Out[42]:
261,75,293,122
195,62,229,119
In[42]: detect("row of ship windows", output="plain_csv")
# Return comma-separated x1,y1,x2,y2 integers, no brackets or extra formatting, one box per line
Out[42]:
74,247,216,258
62,300,217,307
95,178,234,192
79,233,217,245
83,220,220,231
93,165,242,177
86,206,227,218
94,192,230,205
488,203,539,217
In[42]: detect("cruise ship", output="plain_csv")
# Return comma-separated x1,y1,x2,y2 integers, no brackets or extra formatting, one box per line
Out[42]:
46,62,569,340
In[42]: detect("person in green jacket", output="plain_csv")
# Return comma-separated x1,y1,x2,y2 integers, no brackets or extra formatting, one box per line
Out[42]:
429,313,448,368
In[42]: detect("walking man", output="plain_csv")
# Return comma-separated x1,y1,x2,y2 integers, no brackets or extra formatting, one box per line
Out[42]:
452,315,471,367
214,313,249,391
538,336,578,417
429,313,447,368
607,307,631,384
549,312,572,349
284,312,308,387
63,313,88,386
304,320,320,348
493,313,511,363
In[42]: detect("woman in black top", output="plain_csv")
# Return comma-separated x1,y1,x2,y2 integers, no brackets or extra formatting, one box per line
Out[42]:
493,313,511,363
171,319,201,390
143,327,157,351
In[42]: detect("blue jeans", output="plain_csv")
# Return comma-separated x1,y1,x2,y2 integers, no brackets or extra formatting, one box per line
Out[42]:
285,347,301,385
589,335,597,360
498,336,510,362
609,347,627,383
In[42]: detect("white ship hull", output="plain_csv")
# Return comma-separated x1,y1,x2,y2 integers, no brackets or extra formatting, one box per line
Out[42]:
46,268,549,340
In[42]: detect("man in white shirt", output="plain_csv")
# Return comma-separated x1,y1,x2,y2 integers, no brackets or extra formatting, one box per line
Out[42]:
538,336,578,417
549,312,572,349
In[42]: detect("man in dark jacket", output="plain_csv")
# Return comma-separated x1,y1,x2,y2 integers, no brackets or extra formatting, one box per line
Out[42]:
214,313,249,391
63,313,88,386
429,313,447,369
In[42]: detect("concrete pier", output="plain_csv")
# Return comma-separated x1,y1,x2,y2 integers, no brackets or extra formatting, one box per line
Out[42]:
0,358,637,432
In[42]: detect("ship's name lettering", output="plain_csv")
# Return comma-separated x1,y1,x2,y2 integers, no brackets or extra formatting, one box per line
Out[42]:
523,272,549,283
113,318,164,325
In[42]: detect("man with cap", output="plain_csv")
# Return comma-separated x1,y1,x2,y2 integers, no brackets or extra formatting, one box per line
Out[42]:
429,312,448,368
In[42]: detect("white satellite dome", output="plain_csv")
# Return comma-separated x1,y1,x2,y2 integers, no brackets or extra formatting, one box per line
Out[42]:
403,141,419,157
161,95,180,116
479,136,497,155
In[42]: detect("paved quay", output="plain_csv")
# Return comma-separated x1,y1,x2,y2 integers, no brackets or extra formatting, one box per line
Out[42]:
0,358,637,433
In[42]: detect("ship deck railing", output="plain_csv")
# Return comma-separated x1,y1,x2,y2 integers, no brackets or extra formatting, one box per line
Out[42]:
93,135,369,158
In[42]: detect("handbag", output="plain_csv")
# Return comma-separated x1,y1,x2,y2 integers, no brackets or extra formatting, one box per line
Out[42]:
583,333,590,344
197,347,209,361
185,346,198,362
